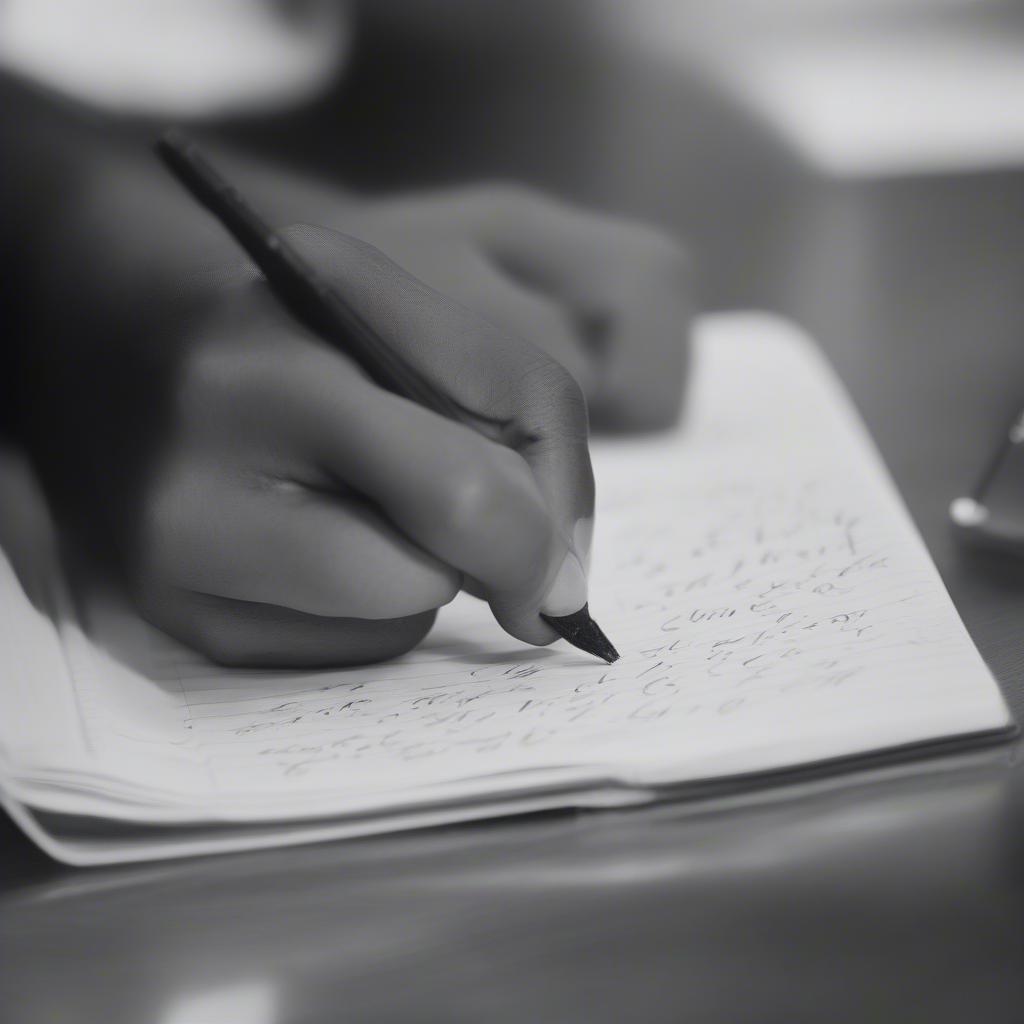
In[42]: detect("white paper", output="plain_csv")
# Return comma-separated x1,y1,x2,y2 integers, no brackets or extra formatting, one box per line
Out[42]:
0,314,1012,861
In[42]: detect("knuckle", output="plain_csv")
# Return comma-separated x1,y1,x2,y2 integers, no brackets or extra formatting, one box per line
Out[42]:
440,446,544,541
441,458,509,535
526,356,583,401
517,358,589,440
550,368,589,429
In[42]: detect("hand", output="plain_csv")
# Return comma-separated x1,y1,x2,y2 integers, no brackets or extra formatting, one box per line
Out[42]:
24,224,594,668
338,184,693,431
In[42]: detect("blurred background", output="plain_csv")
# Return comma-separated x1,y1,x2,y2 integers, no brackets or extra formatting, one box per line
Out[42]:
9,0,1022,554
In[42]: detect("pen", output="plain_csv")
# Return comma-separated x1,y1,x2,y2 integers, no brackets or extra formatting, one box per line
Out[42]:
156,128,619,664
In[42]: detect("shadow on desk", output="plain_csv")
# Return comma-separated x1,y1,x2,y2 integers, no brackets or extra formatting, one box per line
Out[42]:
2,742,1024,1023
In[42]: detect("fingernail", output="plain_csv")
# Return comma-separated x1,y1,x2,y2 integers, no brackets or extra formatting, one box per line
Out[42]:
540,549,588,617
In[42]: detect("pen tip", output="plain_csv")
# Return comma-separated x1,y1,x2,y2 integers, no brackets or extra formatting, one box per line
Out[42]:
540,604,620,664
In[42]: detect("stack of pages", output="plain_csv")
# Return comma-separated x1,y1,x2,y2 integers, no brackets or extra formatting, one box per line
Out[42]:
0,314,1014,864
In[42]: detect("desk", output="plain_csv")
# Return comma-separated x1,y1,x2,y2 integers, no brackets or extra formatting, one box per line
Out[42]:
2,310,1024,1023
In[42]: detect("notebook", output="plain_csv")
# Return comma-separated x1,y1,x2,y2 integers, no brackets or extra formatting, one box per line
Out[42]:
0,313,1014,865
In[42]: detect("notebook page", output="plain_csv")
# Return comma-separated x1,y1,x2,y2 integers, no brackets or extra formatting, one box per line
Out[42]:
2,314,1012,823
0,448,95,777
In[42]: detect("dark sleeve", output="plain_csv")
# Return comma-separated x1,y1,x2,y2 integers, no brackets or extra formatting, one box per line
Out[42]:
0,77,31,439
0,74,128,440
0,75,72,440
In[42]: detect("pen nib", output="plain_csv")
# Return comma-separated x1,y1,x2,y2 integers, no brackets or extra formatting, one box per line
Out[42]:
540,604,620,664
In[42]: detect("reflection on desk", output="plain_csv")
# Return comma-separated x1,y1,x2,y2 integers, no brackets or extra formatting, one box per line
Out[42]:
1,750,1023,1022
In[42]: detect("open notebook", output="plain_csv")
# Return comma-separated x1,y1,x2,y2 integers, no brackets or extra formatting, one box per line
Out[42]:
0,314,1014,865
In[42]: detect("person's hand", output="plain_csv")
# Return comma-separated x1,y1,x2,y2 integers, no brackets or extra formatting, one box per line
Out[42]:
24,224,594,668
336,185,692,431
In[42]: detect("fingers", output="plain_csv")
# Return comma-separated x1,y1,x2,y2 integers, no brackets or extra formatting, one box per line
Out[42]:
142,463,462,620
452,263,596,393
282,225,595,644
137,449,455,667
589,260,690,432
294,361,569,643
470,186,693,431
142,586,439,669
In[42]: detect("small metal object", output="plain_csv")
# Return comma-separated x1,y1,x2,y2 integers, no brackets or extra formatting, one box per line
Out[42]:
951,409,1024,554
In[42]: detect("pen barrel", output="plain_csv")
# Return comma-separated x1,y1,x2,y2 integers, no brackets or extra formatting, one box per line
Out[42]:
158,130,475,429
